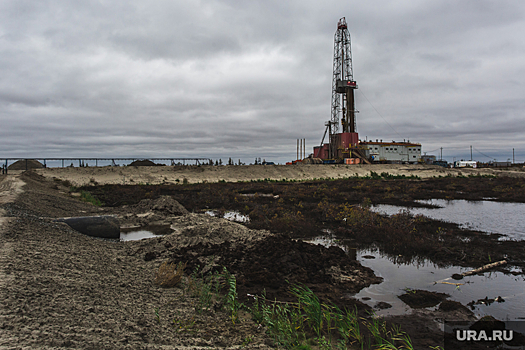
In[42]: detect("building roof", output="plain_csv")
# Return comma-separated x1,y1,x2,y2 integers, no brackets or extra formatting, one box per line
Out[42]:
360,141,421,147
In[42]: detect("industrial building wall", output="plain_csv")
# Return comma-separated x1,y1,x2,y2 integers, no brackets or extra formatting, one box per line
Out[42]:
363,143,421,163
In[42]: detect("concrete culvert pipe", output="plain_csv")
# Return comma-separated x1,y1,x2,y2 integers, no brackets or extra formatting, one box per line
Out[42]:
56,216,120,239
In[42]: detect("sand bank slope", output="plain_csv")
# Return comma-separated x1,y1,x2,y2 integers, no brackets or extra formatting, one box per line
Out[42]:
35,163,521,187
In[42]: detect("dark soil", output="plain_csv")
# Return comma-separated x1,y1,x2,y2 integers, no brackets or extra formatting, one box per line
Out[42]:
129,159,161,166
398,289,449,308
82,176,525,270
439,299,474,314
7,159,44,170
166,235,382,308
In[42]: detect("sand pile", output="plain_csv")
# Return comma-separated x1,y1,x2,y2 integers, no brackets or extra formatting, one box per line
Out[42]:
129,213,271,262
8,159,44,170
134,196,188,216
168,213,270,247
118,195,189,226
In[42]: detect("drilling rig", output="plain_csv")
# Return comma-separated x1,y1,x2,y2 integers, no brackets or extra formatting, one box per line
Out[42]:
314,17,369,164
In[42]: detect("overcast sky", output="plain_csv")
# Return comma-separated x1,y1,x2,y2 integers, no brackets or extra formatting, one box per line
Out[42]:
1,0,524,164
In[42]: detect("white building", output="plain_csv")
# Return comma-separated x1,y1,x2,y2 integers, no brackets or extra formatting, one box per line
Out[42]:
360,141,422,164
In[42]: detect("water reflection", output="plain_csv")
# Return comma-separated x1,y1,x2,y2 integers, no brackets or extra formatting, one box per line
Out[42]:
303,232,356,259
355,250,525,321
301,234,525,321
205,210,250,223
372,199,525,241
120,224,172,241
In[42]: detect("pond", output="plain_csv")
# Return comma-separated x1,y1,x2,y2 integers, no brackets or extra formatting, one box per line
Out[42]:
305,234,525,321
204,210,250,223
371,199,525,241
120,224,173,241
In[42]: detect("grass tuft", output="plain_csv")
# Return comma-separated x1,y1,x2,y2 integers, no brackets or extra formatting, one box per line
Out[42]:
80,190,104,206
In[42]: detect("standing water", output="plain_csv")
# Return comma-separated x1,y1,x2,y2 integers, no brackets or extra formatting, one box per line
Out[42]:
305,233,525,321
120,224,173,241
371,199,525,240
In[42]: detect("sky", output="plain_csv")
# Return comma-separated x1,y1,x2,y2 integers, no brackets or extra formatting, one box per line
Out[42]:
1,0,525,164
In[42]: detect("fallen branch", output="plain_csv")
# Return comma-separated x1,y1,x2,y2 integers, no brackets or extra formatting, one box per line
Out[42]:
460,260,507,277
435,281,464,286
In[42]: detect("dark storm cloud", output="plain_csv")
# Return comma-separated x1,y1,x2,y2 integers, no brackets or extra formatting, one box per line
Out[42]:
1,0,524,163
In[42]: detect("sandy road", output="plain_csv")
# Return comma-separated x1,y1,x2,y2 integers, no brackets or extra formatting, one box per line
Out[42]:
0,175,25,278
0,175,25,347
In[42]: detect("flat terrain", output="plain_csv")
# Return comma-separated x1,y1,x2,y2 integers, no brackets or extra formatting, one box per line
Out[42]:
33,163,525,187
1,165,524,349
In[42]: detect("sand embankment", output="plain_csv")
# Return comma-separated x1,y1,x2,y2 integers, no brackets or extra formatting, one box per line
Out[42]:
33,164,524,187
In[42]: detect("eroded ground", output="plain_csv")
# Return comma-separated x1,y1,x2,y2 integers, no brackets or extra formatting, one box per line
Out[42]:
2,170,523,349
84,174,525,269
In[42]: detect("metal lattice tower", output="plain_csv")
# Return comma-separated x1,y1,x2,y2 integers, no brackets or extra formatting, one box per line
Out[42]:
330,17,357,135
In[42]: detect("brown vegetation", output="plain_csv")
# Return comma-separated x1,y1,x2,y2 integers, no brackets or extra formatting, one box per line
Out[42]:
154,260,186,287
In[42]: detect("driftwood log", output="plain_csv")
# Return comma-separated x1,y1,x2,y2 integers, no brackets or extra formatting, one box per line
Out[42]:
460,260,507,277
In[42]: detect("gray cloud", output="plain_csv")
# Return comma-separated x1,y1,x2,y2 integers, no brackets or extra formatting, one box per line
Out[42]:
1,0,525,163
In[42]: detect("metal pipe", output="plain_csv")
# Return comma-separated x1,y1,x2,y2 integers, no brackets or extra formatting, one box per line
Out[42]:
303,138,306,159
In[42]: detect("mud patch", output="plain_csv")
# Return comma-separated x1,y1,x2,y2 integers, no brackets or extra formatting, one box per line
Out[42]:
439,300,474,315
168,235,382,306
398,289,449,308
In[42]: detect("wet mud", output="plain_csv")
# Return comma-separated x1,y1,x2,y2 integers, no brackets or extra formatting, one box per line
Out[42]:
398,289,449,308
83,175,525,270
166,235,382,307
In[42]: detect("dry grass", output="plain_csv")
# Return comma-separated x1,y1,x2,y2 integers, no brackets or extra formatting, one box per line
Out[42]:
154,261,186,287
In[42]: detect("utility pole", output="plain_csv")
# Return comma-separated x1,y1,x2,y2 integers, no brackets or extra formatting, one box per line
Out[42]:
513,148,515,164
470,145,472,161
440,147,443,161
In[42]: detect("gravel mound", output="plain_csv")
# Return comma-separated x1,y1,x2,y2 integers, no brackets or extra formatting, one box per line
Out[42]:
135,196,189,216
8,159,44,170
118,196,189,226
128,159,158,166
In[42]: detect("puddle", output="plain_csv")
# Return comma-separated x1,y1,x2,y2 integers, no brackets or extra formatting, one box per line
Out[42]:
120,224,173,241
239,193,279,198
300,233,525,321
205,210,250,223
301,231,355,258
354,250,525,321
371,199,525,241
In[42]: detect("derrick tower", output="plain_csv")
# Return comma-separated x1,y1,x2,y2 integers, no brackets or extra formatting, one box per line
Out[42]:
314,17,367,163
330,17,357,136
